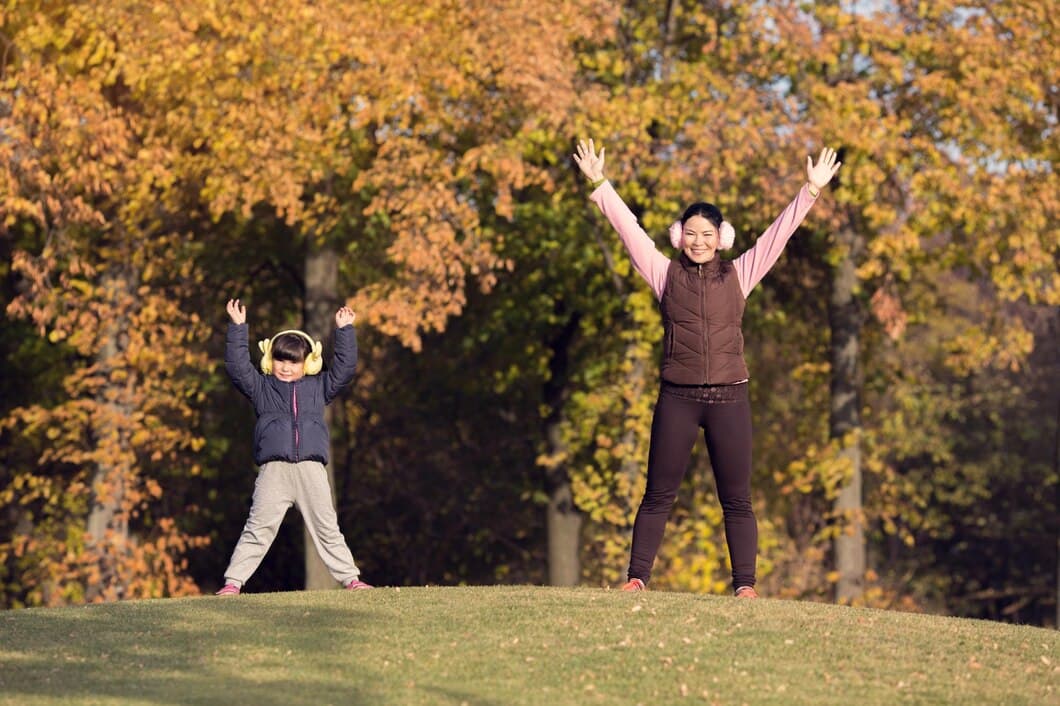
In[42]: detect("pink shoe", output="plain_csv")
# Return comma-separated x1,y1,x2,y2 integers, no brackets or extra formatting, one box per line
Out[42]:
735,586,759,599
621,578,646,592
345,579,373,590
215,583,240,596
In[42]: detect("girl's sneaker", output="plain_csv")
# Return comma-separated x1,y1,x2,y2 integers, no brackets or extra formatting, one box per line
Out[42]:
621,578,646,592
215,583,240,596
345,579,373,590
735,586,759,599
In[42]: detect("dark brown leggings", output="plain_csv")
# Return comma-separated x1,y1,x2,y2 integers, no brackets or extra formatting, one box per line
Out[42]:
627,381,757,589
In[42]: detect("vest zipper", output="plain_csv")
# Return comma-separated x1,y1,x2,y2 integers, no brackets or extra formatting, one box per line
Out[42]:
699,264,709,383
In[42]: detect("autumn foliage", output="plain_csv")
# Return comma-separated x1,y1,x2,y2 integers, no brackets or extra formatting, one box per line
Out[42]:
1,1,1055,623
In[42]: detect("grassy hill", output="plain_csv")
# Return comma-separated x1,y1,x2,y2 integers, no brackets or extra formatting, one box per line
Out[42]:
0,586,1056,705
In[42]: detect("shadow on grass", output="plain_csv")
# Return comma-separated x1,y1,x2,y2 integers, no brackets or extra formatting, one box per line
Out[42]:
418,684,506,706
0,595,382,705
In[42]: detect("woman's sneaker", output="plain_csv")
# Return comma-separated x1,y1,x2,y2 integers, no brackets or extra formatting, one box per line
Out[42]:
345,580,373,590
735,586,759,599
621,578,646,592
215,583,240,596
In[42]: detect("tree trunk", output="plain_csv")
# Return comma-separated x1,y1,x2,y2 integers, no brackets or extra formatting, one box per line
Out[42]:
829,232,865,603
543,311,582,586
86,337,126,544
618,352,649,536
545,425,582,586
85,275,133,600
303,243,340,590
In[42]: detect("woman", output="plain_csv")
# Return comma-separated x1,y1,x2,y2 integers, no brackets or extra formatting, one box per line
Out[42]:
572,138,840,596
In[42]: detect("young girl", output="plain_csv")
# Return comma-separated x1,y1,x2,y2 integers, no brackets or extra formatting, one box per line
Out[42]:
215,298,371,594
573,139,840,597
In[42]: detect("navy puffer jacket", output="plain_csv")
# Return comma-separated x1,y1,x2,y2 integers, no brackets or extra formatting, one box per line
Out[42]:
225,322,358,465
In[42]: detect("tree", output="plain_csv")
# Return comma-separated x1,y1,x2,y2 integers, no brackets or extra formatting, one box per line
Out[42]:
1,0,619,600
752,0,1058,604
326,0,619,586
539,0,815,591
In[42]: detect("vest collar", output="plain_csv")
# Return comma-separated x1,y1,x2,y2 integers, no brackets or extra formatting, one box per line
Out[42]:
678,252,723,273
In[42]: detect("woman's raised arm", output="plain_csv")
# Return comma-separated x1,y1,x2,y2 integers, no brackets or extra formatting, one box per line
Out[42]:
574,139,670,300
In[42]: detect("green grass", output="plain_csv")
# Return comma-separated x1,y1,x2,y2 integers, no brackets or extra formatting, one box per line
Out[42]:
0,586,1056,705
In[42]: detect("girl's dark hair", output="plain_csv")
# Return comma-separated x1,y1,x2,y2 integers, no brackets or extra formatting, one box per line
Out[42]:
271,333,312,363
680,202,724,229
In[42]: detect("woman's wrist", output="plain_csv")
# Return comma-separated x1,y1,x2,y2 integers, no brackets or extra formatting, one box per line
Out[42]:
589,176,606,189
807,182,820,198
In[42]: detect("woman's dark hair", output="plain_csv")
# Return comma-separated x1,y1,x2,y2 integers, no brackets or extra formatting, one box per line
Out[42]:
680,202,724,229
271,333,312,363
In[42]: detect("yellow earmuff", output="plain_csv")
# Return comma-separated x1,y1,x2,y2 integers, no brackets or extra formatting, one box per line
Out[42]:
258,329,324,376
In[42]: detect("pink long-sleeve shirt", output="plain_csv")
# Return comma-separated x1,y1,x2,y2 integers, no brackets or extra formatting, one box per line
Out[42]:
589,181,819,300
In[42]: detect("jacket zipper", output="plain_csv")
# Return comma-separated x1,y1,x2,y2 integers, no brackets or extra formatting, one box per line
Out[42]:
698,264,709,383
292,384,300,462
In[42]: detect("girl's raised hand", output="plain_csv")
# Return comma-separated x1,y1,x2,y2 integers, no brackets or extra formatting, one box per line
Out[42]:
807,147,842,191
226,298,246,325
573,138,606,183
335,305,356,328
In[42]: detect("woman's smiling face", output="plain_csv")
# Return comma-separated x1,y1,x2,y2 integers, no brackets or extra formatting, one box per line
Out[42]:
681,215,719,263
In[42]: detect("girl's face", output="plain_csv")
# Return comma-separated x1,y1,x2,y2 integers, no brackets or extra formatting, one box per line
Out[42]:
272,358,305,382
681,215,719,263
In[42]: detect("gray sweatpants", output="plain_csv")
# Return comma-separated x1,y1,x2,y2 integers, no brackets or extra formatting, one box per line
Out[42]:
223,460,360,588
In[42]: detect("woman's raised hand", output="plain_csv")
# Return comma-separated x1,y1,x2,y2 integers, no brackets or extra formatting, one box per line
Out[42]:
807,147,842,191
573,138,606,183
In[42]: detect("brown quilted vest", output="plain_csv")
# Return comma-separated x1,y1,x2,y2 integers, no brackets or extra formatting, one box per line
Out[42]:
660,254,748,385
